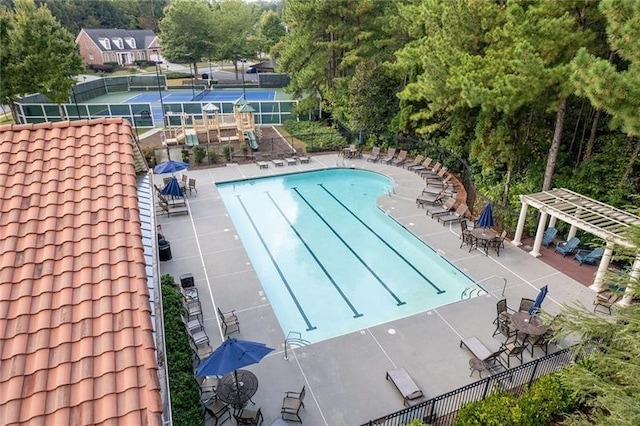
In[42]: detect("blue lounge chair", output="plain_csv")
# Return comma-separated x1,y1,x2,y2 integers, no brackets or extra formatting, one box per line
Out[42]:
574,247,604,265
541,227,557,247
554,237,580,257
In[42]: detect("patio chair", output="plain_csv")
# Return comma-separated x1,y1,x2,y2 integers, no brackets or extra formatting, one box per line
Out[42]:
404,154,424,170
518,298,535,313
202,398,231,426
183,298,203,322
541,227,557,248
217,307,240,335
188,178,197,194
364,146,381,162
234,408,264,425
493,299,514,325
391,150,408,166
593,292,619,315
182,315,210,347
498,340,527,368
281,385,306,422
492,317,516,341
574,247,604,265
554,237,580,257
459,220,474,249
525,331,551,357
180,311,204,335
437,204,469,226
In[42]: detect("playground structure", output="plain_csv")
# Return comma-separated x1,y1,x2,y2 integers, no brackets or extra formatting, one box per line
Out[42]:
162,101,258,151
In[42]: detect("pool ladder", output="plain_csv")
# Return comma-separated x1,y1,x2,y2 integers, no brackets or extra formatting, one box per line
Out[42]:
460,275,508,300
283,331,311,360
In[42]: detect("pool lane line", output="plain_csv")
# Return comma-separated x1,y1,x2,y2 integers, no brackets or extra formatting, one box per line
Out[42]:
265,192,363,319
293,187,406,306
318,184,446,295
236,195,317,331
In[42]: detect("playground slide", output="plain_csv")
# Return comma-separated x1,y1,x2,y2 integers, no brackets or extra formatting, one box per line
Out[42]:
246,130,258,150
185,130,199,146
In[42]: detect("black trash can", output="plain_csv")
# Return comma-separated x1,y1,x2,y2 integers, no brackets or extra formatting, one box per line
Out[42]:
159,240,172,261
180,273,195,288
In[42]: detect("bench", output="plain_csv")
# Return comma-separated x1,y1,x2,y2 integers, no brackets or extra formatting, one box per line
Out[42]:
386,368,426,407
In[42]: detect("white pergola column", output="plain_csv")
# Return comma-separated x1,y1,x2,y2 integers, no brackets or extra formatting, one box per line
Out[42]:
548,216,557,228
590,242,614,292
529,211,549,257
621,256,640,305
567,224,578,240
511,200,529,246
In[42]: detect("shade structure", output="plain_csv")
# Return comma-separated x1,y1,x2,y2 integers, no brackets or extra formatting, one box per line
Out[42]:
195,337,274,378
153,159,189,174
529,285,549,315
160,177,184,197
476,203,494,229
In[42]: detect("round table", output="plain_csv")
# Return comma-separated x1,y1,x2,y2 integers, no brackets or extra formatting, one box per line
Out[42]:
511,312,548,336
470,228,498,254
216,369,259,409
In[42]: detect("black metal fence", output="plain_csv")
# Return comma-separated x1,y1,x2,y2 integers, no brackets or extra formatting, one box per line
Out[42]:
361,347,577,426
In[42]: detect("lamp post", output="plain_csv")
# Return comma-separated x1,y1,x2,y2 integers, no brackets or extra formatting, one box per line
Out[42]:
241,58,246,100
187,53,195,98
153,49,166,128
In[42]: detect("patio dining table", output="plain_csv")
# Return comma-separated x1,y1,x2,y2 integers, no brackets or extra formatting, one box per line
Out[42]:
511,312,548,337
469,228,498,255
216,369,259,409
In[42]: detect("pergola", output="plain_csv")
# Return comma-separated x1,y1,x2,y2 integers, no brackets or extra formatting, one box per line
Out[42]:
511,188,640,305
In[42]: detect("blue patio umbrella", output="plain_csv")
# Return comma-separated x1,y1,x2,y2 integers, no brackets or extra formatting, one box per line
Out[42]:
195,337,274,378
153,159,189,174
476,202,494,229
529,285,549,316
160,176,184,197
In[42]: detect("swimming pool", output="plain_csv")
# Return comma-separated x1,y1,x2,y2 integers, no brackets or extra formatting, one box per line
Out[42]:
217,169,475,343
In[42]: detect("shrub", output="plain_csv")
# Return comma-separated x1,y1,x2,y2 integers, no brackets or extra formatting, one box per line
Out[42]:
222,145,233,161
208,148,219,164
160,274,203,426
454,374,577,426
193,146,206,164
181,148,190,163
88,63,115,73
165,71,193,80
283,119,346,152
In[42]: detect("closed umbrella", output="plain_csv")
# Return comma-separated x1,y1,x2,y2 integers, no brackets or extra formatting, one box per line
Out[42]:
160,176,184,197
476,202,494,229
153,159,189,174
529,285,549,316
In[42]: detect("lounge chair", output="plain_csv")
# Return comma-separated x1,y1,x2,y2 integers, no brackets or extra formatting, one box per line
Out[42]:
386,368,426,407
437,204,469,226
426,197,456,218
416,191,444,208
574,247,604,265
418,162,442,179
541,227,558,247
554,237,580,257
364,146,381,162
404,154,424,170
411,158,433,174
380,147,396,164
593,292,618,315
391,150,407,166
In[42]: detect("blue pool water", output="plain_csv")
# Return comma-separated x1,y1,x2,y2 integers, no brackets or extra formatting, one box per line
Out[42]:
217,169,474,343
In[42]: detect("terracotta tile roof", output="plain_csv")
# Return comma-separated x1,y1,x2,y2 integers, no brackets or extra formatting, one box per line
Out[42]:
0,119,162,425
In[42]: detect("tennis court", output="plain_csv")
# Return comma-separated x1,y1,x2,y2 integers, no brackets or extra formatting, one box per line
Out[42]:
125,89,276,104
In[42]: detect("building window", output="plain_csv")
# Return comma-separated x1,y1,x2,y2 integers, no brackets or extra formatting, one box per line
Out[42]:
89,53,94,61
98,37,111,50
125,37,136,49
111,38,124,49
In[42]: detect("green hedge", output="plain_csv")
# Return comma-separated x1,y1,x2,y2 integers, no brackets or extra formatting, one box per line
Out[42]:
283,119,346,152
161,274,203,426
454,375,576,426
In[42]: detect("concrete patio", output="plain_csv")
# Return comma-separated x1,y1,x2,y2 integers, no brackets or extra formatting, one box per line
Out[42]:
156,153,599,425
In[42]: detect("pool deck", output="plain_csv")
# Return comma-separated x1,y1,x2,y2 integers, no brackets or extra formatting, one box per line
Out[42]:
157,153,599,426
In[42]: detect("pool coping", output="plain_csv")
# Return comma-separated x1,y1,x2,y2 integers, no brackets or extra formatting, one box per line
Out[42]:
157,153,597,425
